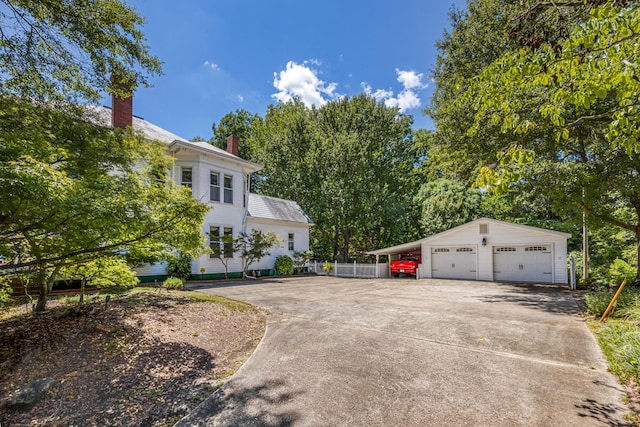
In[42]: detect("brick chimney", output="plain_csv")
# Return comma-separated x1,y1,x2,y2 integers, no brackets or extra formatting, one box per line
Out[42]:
110,75,133,129
226,135,240,156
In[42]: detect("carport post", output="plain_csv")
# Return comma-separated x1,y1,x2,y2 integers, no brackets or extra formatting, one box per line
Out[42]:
375,255,379,278
353,260,356,278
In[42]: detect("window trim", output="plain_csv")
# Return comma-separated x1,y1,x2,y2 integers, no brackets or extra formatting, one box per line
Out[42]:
223,175,233,204
209,225,221,258
210,171,220,202
223,227,234,258
181,167,193,189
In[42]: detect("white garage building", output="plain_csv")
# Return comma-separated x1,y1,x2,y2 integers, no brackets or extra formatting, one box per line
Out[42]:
369,218,571,284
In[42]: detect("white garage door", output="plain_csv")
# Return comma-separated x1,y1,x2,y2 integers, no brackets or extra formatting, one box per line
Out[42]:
493,246,553,283
431,247,477,280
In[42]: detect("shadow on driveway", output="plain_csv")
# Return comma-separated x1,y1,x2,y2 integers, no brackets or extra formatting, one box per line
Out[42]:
175,378,303,427
477,282,582,315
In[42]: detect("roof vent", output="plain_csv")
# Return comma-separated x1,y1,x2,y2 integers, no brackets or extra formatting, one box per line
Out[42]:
479,223,488,234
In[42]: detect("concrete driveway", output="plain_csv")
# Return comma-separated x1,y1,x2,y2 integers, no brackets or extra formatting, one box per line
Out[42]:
177,277,632,426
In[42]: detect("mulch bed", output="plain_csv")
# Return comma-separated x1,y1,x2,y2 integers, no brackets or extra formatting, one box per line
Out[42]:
0,290,266,426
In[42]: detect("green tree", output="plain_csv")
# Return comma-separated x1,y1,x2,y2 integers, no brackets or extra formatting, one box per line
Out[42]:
209,232,234,279
250,95,419,261
429,0,640,282
236,230,280,275
61,257,138,304
415,179,483,236
0,0,162,103
0,97,208,311
210,109,262,159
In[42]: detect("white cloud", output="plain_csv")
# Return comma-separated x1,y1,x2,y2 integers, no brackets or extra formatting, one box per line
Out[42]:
396,69,426,90
237,94,244,102
361,69,428,113
395,89,421,110
272,61,338,107
203,61,219,71
361,83,393,102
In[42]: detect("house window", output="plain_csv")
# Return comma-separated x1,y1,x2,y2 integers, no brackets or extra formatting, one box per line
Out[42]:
243,175,248,208
210,172,220,202
181,167,192,189
288,233,294,251
223,227,233,258
209,226,220,258
224,175,233,204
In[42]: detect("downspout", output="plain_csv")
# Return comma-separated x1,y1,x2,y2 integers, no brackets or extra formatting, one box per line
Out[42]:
241,173,250,278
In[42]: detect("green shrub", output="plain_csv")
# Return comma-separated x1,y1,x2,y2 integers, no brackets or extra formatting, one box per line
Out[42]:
164,277,185,290
608,258,636,286
274,255,294,276
584,288,640,317
323,262,333,274
0,277,11,309
167,254,192,281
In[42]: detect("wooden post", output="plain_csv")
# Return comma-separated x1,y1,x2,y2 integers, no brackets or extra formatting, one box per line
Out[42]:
600,279,628,323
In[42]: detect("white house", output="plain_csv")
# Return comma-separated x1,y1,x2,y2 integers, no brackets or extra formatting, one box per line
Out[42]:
368,218,571,284
94,93,313,281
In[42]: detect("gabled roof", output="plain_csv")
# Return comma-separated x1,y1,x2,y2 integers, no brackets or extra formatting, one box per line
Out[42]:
367,217,571,256
168,139,262,172
248,194,314,225
86,105,263,171
86,105,186,144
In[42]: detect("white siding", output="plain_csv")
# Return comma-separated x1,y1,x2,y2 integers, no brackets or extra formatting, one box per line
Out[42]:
420,220,568,284
134,261,168,277
247,219,311,271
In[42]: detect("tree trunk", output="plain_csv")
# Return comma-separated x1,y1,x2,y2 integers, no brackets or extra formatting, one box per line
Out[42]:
636,227,640,285
80,278,86,304
342,231,350,263
34,282,48,312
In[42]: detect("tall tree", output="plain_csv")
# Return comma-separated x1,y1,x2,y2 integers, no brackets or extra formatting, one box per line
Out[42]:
0,97,208,311
414,179,484,236
250,95,419,261
0,0,162,103
429,0,640,281
210,109,262,159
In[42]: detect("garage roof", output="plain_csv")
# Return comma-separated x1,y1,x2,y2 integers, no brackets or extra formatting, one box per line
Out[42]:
366,217,571,256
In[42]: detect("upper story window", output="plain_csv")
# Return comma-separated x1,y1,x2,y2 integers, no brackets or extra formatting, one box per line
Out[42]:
210,172,220,202
288,233,294,251
243,175,248,208
181,167,192,190
224,175,233,204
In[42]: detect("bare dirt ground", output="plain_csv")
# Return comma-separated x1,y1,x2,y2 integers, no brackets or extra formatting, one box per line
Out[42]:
0,289,266,426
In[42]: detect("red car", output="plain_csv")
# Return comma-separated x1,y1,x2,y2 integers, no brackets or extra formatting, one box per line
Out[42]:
390,253,422,277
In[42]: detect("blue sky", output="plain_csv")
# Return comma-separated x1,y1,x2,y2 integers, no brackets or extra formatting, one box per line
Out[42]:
106,0,466,140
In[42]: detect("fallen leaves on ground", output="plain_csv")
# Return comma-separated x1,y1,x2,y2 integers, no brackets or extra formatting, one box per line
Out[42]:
0,290,266,426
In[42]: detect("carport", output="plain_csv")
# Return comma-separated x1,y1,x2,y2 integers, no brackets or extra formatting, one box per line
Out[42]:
366,240,423,278
368,217,571,284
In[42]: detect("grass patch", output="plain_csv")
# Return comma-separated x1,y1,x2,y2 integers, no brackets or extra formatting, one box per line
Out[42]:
586,287,640,386
181,291,258,312
584,287,640,318
69,286,259,312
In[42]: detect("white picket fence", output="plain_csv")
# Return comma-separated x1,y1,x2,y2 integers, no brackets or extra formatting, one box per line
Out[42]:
309,261,389,278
